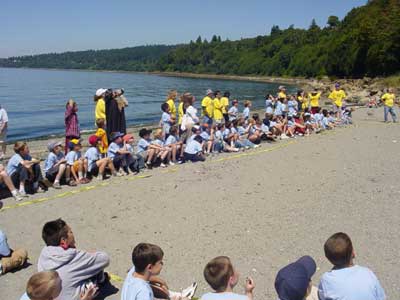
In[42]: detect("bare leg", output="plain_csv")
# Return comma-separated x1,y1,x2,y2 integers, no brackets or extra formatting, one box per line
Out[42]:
55,163,66,182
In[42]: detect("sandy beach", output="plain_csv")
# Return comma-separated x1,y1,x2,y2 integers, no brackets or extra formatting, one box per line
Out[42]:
1,107,399,300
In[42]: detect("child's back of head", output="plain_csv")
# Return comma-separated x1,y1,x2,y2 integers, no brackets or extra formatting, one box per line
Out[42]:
132,243,164,273
203,256,233,292
324,232,353,268
26,271,62,300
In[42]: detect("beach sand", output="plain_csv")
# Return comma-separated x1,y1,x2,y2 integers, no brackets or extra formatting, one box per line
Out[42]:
1,107,399,300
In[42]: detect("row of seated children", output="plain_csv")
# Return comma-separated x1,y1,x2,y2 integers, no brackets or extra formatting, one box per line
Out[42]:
17,221,385,300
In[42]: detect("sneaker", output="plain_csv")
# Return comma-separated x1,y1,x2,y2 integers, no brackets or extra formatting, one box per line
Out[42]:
254,144,261,148
36,187,45,193
145,162,153,169
182,282,198,299
19,191,29,198
53,182,62,189
13,193,24,202
96,175,103,181
160,163,167,168
169,161,175,166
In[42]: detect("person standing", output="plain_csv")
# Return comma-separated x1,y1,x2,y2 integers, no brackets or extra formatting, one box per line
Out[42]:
201,89,214,126
329,83,346,118
94,88,107,123
64,99,80,154
165,90,177,119
381,88,397,123
105,88,127,139
0,105,8,160
309,89,321,115
213,90,224,124
221,91,230,122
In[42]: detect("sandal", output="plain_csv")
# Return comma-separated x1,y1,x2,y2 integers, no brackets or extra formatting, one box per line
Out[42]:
68,180,77,186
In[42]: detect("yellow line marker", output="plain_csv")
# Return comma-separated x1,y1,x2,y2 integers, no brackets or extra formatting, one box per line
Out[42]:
109,272,124,283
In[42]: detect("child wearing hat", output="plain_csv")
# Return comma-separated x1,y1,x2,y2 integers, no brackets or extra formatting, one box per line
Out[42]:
65,139,90,184
44,141,67,188
107,132,131,175
275,256,318,300
85,135,117,180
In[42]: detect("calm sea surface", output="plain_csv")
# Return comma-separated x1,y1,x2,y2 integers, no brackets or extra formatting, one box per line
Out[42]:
0,67,296,141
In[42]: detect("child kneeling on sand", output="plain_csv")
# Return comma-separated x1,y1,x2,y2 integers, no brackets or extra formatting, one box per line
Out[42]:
44,141,67,188
318,232,385,300
184,135,206,162
65,139,90,184
20,270,98,300
200,256,255,300
121,243,197,300
38,218,110,300
85,135,117,180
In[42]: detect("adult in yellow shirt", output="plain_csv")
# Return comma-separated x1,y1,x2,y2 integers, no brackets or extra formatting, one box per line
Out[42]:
221,91,230,122
213,91,224,123
308,89,321,114
165,89,177,118
328,83,347,117
297,90,308,111
94,88,107,122
201,89,214,125
381,88,397,122
278,86,287,99
178,99,184,126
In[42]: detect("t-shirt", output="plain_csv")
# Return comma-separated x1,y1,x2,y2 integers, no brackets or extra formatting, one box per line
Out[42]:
185,140,202,154
381,93,395,107
166,99,176,117
318,265,385,300
0,230,11,257
44,152,61,173
329,89,346,107
228,106,239,121
107,142,122,159
165,135,178,145
237,126,246,135
95,128,108,154
126,144,134,154
288,100,297,116
243,107,250,119
152,139,164,147
278,91,287,99
201,96,214,118
213,98,223,120
84,147,100,172
322,117,329,129
178,102,184,125
309,92,321,107
200,131,210,141
65,150,81,165
215,130,224,141
6,154,23,176
137,138,151,154
95,98,106,120
161,112,172,134
223,128,231,139
220,97,229,114
0,108,9,128
121,266,154,300
274,101,283,116
265,99,274,114
201,292,248,300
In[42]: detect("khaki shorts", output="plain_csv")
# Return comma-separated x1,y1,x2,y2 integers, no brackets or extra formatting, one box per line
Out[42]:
0,129,7,143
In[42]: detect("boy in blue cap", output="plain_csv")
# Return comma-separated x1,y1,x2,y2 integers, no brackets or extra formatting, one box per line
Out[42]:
275,256,317,300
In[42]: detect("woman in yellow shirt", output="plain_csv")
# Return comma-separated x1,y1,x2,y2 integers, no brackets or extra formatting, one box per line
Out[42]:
94,88,107,122
297,90,308,111
213,91,223,123
221,91,230,122
165,90,177,118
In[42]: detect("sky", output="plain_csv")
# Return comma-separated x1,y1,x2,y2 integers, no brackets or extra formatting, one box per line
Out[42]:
0,0,367,58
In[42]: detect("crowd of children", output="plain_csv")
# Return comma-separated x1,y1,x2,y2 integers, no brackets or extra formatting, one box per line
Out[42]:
1,219,386,300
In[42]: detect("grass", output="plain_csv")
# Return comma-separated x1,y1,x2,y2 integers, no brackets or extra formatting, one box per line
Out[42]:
380,75,400,88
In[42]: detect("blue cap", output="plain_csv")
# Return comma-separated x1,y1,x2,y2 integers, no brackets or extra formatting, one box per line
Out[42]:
275,256,316,300
110,132,124,141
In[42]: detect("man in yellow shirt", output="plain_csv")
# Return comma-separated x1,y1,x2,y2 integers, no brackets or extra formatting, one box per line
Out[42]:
213,91,223,123
308,89,321,114
328,83,347,117
165,90,177,118
221,91,230,122
381,88,397,122
201,89,214,125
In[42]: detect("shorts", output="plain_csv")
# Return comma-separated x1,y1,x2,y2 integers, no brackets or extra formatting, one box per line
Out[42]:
0,129,7,143
88,164,99,176
45,165,60,181
332,104,341,113
137,151,148,161
68,161,80,173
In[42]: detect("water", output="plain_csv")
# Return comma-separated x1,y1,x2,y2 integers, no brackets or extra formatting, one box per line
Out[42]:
0,67,296,141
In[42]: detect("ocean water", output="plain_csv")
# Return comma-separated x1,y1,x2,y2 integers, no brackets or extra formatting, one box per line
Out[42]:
0,67,296,141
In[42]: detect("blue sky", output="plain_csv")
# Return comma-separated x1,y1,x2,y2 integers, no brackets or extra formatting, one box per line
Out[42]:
0,0,366,58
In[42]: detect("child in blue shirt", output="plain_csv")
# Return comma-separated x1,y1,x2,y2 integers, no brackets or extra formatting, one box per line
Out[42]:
152,129,172,167
108,132,136,175
160,103,174,139
65,139,90,184
123,134,144,172
228,99,239,121
85,135,117,180
136,128,160,169
184,135,205,162
165,126,184,163
319,232,385,300
44,141,67,188
242,100,251,121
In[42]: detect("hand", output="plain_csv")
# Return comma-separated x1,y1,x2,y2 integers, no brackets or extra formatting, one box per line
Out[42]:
80,284,98,300
245,277,255,293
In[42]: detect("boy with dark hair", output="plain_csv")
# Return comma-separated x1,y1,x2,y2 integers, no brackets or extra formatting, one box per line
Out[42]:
201,256,255,300
318,232,385,300
122,243,196,300
85,135,117,180
38,218,110,300
184,135,206,162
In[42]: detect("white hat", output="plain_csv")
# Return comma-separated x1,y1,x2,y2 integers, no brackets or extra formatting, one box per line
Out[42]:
95,88,107,97
206,89,213,95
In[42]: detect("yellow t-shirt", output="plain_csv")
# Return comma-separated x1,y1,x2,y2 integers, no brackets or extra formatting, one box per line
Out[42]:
329,90,346,107
178,102,184,125
95,98,106,121
201,96,214,118
95,128,108,154
213,98,223,120
166,99,176,117
382,93,395,107
220,97,229,114
278,92,287,99
308,92,321,107
298,96,309,110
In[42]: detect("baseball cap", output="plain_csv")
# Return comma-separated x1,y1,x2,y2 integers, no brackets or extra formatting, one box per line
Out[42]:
275,256,316,300
206,89,213,95
335,83,340,88
96,88,107,97
88,135,100,146
279,85,286,90
110,132,124,141
47,141,62,152
139,128,152,138
123,134,134,143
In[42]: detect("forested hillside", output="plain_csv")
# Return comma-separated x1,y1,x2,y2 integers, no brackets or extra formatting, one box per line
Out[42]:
1,0,399,78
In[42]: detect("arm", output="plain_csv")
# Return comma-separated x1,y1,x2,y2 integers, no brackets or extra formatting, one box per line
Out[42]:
245,277,255,300
70,250,110,285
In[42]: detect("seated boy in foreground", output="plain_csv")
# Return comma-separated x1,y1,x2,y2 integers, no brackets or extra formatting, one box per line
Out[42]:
318,232,386,300
0,229,28,275
38,218,110,300
201,256,255,300
121,243,197,300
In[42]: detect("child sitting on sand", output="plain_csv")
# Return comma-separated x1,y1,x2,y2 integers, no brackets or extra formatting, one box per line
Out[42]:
165,126,184,163
123,133,144,172
318,232,385,300
107,132,135,175
85,135,117,180
184,135,206,162
0,229,28,275
200,256,255,300
65,139,90,184
137,128,160,169
95,118,108,157
0,164,24,201
44,141,67,188
38,218,110,300
200,124,214,154
121,243,197,300
152,129,172,167
214,123,239,153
